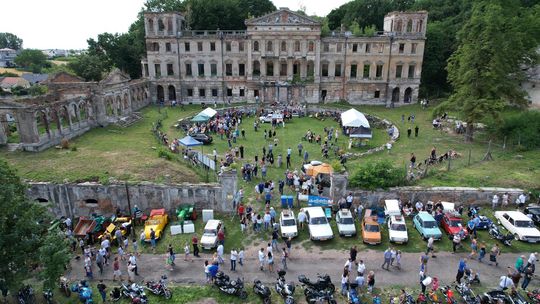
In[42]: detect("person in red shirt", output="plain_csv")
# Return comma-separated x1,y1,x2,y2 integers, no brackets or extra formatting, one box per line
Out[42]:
217,228,225,246
237,203,245,218
192,234,200,257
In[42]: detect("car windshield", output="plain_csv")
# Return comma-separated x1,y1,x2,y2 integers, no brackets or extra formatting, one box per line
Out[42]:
340,217,354,225
204,229,216,235
391,223,406,231
424,221,437,228
449,220,461,227
310,217,328,225
282,219,296,226
528,208,540,215
515,220,534,228
365,224,380,232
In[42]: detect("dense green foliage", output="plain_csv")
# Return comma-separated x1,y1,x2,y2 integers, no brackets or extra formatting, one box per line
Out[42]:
0,32,23,50
39,228,71,290
349,160,406,190
14,49,49,73
487,111,540,151
437,0,540,141
69,53,116,81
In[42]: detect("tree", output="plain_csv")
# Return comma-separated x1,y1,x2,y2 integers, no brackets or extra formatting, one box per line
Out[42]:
14,49,49,73
349,160,406,190
0,32,23,50
438,0,540,141
68,53,110,81
0,159,49,292
39,228,71,290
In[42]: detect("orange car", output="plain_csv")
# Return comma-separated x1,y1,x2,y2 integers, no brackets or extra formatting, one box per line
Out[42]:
362,209,381,245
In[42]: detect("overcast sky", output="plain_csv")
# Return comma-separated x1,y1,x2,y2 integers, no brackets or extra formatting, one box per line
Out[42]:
0,0,350,50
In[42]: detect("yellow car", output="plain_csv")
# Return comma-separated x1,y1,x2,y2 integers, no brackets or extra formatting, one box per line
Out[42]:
362,209,382,245
144,209,169,241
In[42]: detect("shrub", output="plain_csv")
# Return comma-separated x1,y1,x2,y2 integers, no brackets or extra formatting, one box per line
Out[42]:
157,148,173,161
487,111,540,150
330,159,344,173
60,138,69,149
349,160,406,190
70,146,77,151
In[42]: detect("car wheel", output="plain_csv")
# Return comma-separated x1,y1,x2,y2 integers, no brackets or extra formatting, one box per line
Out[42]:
514,234,520,241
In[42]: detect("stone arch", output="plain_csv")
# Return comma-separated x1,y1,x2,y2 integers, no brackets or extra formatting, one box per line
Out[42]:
148,18,154,33
123,93,129,113
167,18,173,33
157,85,165,102
70,103,80,125
78,101,87,121
106,97,114,116
158,19,165,31
406,19,413,32
35,110,50,137
404,87,412,103
266,41,273,52
252,60,261,76
293,60,300,76
60,105,70,129
396,20,403,32
51,109,61,132
307,60,314,77
392,87,400,103
115,95,122,116
417,20,423,32
253,41,259,52
168,85,176,101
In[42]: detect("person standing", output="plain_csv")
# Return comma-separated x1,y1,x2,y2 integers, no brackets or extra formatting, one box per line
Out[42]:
452,233,461,253
150,228,156,253
516,255,525,273
407,127,412,138
410,153,416,169
489,244,500,266
426,236,435,258
341,269,350,296
216,244,224,265
286,153,291,169
230,248,238,272
414,125,419,137
127,262,136,283
129,253,138,276
97,280,106,303
492,194,500,210
478,242,487,263
96,251,104,275
239,145,244,159
271,229,279,250
192,234,200,258
298,142,303,156
238,248,244,266
350,246,358,263
382,248,392,270
267,251,274,273
281,248,288,270
303,150,309,164
258,248,266,271
112,257,122,281
469,237,478,259
184,242,192,262
456,258,467,283
285,237,292,257
522,265,534,290
357,260,366,277
367,271,375,293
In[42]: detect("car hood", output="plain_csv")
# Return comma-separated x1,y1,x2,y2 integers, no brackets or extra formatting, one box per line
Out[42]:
281,226,297,234
424,227,442,235
201,235,217,244
338,224,356,232
309,224,333,237
389,230,408,239
517,228,540,237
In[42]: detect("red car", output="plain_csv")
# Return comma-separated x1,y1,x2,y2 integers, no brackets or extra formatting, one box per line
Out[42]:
441,213,468,239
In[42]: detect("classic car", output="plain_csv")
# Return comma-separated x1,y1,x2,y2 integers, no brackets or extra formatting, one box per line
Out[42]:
362,209,381,245
279,210,298,238
336,209,356,237
201,219,223,249
413,212,442,240
144,209,169,241
524,205,540,226
305,207,334,241
388,215,408,244
189,133,213,144
494,211,540,243
441,213,468,239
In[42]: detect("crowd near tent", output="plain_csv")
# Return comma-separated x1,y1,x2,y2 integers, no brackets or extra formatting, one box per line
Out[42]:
341,108,372,139
200,107,217,118
179,135,203,147
190,107,217,122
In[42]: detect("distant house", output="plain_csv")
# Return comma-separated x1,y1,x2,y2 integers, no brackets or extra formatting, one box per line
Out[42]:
42,49,68,59
0,77,31,91
21,73,49,85
0,48,18,67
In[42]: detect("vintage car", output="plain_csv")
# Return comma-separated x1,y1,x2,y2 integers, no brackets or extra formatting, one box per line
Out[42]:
524,205,540,226
336,209,356,237
362,209,381,245
201,219,223,249
439,202,468,239
144,209,169,241
305,207,334,241
494,211,540,243
413,212,442,240
189,133,213,144
279,210,298,238
259,112,284,123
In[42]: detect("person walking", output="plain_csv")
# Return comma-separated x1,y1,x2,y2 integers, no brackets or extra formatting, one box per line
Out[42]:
350,246,358,263
469,237,478,259
426,236,435,258
127,262,136,283
367,271,375,293
281,248,288,270
267,251,274,273
258,248,265,271
395,251,402,270
184,242,192,262
192,234,200,258
478,242,487,263
492,194,500,210
216,244,224,265
112,257,122,281
271,228,279,250
522,265,534,290
516,255,525,273
230,248,238,272
298,143,303,156
382,248,392,270
456,258,467,283
303,150,309,164
414,125,419,137
97,280,106,303
129,253,138,276
390,247,397,266
341,269,350,296
96,251,104,275
489,244,500,266
285,237,292,257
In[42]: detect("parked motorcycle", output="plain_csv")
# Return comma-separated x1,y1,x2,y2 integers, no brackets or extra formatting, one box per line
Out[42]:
479,289,515,304
121,282,148,304
276,270,296,304
43,288,53,304
303,285,337,304
455,282,480,304
145,275,172,299
488,223,513,246
347,283,360,304
253,279,271,304
510,289,530,304
440,285,457,304
214,271,248,299
298,273,335,294
59,276,71,297
17,285,35,304
527,289,540,304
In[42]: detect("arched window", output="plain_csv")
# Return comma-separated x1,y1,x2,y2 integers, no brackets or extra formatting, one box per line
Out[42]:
307,61,314,77
308,41,315,52
168,85,176,101
158,19,165,31
294,41,300,52
252,60,260,76
148,19,154,33
406,20,413,32
266,41,273,52
396,20,403,32
157,85,165,102
404,87,412,103
167,18,173,34
417,20,423,32
253,41,259,52
281,41,287,52
392,87,400,102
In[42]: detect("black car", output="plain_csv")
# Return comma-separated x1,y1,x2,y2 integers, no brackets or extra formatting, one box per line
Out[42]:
190,133,213,144
524,205,540,226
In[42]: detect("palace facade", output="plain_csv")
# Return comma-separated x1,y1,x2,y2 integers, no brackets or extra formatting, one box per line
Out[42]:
142,8,427,106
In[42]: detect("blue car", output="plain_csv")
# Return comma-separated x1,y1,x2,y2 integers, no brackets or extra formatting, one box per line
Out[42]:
413,212,442,240
476,215,493,230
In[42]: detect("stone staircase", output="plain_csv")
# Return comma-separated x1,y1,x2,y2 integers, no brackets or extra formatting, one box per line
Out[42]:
115,112,143,128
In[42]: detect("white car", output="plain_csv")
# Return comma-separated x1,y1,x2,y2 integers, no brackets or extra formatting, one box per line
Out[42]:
388,215,409,243
200,219,222,249
494,211,540,243
336,209,356,237
259,113,284,123
279,210,298,238
304,207,334,241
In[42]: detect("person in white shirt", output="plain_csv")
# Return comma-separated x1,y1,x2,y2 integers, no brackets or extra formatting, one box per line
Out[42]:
499,275,514,290
415,201,424,212
357,260,366,276
518,193,527,208
527,252,537,266
297,209,307,229
216,244,224,264
344,258,353,272
492,194,499,210
502,193,509,206
230,249,238,271
266,243,273,256
258,248,266,271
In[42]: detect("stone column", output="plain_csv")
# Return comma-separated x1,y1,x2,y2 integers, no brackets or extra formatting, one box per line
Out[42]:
219,170,237,213
330,172,349,200
17,109,40,144
0,121,7,145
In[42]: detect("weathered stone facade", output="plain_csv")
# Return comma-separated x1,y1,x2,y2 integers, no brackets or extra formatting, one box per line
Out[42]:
0,70,150,151
143,8,427,107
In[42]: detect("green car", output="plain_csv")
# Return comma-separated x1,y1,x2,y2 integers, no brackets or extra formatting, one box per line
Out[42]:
413,212,442,240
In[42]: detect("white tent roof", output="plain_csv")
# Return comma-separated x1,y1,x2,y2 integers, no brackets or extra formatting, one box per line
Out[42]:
341,108,370,128
200,107,217,118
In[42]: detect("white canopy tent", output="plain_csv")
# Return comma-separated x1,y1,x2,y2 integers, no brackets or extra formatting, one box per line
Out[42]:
341,108,372,139
200,107,217,118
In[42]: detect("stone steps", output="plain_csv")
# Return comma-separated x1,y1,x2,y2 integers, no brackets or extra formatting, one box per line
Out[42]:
115,112,143,128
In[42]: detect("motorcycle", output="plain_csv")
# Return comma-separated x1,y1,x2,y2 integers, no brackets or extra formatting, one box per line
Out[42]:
488,223,513,246
417,292,428,304
214,271,248,299
145,275,172,299
43,288,53,304
527,289,540,304
276,270,296,304
59,276,71,297
347,283,360,304
479,290,515,304
510,289,530,304
440,285,457,304
455,282,480,304
463,269,481,285
121,282,148,304
303,285,337,304
109,287,122,302
298,273,335,294
17,285,35,304
253,279,271,304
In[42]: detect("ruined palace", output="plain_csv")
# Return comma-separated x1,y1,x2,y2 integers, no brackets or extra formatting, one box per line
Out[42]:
142,8,427,106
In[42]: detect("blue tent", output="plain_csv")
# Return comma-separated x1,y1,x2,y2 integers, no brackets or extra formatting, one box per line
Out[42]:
179,136,202,147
